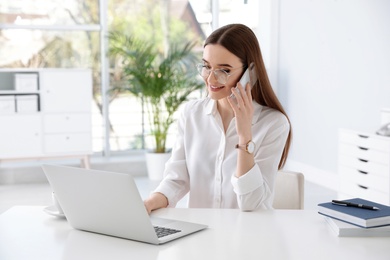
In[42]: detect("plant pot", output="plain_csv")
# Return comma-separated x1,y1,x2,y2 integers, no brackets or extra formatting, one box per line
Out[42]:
145,152,171,181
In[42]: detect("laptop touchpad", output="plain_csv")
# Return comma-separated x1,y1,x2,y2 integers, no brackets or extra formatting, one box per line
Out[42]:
150,217,175,226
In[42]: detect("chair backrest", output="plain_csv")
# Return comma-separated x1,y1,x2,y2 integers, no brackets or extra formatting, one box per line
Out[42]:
273,170,305,209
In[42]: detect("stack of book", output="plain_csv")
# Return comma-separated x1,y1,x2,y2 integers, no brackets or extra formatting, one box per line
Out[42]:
318,198,390,237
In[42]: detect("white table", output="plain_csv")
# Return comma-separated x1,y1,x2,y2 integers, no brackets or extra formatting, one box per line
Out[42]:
1,206,390,260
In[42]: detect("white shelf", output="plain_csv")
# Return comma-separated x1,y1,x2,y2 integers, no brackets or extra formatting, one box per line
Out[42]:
0,90,40,94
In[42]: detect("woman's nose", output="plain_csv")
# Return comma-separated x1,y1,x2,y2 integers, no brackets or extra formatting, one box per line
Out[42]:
207,71,218,85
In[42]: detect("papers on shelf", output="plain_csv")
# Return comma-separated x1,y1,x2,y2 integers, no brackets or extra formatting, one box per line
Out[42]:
14,73,38,92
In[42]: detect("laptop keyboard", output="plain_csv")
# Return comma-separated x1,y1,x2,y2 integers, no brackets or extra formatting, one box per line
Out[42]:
154,226,182,238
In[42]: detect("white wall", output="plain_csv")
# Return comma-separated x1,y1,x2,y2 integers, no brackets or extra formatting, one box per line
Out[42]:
273,0,390,183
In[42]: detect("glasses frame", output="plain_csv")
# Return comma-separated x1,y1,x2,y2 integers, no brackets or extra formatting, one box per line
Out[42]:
196,63,245,85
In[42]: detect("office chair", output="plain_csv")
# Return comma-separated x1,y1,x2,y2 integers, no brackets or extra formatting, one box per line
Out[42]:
273,170,305,209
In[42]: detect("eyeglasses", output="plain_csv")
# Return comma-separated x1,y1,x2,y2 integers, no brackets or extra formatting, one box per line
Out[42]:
196,64,244,85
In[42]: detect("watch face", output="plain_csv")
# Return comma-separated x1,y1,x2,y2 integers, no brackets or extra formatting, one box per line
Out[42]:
247,141,255,153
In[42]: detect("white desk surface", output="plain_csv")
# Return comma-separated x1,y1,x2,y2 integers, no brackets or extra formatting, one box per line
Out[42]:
1,206,390,260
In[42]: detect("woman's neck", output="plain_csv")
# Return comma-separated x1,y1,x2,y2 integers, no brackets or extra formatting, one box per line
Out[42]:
217,98,234,132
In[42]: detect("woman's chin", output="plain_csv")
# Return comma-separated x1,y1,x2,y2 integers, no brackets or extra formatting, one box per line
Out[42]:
208,91,231,101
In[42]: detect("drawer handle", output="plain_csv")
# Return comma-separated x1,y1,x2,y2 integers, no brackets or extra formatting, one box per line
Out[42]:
357,184,368,189
358,134,369,138
357,170,368,174
357,146,369,151
358,158,368,163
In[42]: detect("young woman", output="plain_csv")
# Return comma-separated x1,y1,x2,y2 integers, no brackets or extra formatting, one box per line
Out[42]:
144,23,291,212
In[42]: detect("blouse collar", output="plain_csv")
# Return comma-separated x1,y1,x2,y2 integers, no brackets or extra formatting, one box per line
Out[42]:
204,97,263,125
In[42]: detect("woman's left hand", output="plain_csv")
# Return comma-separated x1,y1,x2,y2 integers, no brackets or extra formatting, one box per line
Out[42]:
227,82,254,142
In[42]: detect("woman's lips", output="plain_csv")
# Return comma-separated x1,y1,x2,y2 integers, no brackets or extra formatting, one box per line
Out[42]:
209,85,225,92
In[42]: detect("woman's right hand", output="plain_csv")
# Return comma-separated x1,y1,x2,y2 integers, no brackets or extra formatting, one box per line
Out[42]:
144,192,169,214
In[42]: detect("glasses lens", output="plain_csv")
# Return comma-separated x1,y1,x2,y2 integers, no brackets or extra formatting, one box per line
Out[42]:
196,65,228,84
197,64,208,77
214,70,227,84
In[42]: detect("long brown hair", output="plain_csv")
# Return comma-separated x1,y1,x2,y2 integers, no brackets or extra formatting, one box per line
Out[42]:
204,23,291,169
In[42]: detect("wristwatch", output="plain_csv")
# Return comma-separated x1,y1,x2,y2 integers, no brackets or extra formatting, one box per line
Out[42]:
235,140,256,154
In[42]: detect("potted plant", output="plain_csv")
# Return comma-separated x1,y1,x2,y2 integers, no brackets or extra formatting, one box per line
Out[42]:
109,32,203,180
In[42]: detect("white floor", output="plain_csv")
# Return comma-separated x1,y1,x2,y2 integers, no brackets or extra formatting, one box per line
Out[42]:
0,176,337,214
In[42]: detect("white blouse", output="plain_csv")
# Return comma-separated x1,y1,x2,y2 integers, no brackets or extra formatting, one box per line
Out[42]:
154,97,290,211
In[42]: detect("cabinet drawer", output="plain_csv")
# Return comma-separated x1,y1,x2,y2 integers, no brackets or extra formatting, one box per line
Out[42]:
339,130,390,153
44,133,91,154
339,165,389,193
340,179,389,205
44,114,91,133
339,154,388,178
0,115,42,158
339,143,389,165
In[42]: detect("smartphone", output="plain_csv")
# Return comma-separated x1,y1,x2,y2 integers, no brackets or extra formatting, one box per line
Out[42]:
230,62,257,100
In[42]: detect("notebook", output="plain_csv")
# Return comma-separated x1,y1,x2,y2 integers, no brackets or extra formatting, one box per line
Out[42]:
318,198,390,228
42,164,207,245
323,216,390,237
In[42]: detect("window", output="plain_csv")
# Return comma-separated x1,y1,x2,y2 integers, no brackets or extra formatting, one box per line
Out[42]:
0,0,261,156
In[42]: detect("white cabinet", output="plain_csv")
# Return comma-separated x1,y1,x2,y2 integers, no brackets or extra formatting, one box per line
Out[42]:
338,129,390,205
0,69,92,166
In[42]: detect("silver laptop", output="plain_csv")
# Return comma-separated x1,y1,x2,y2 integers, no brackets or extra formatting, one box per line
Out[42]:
42,164,207,245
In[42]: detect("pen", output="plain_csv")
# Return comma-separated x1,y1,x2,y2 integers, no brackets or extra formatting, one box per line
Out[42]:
332,200,380,210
